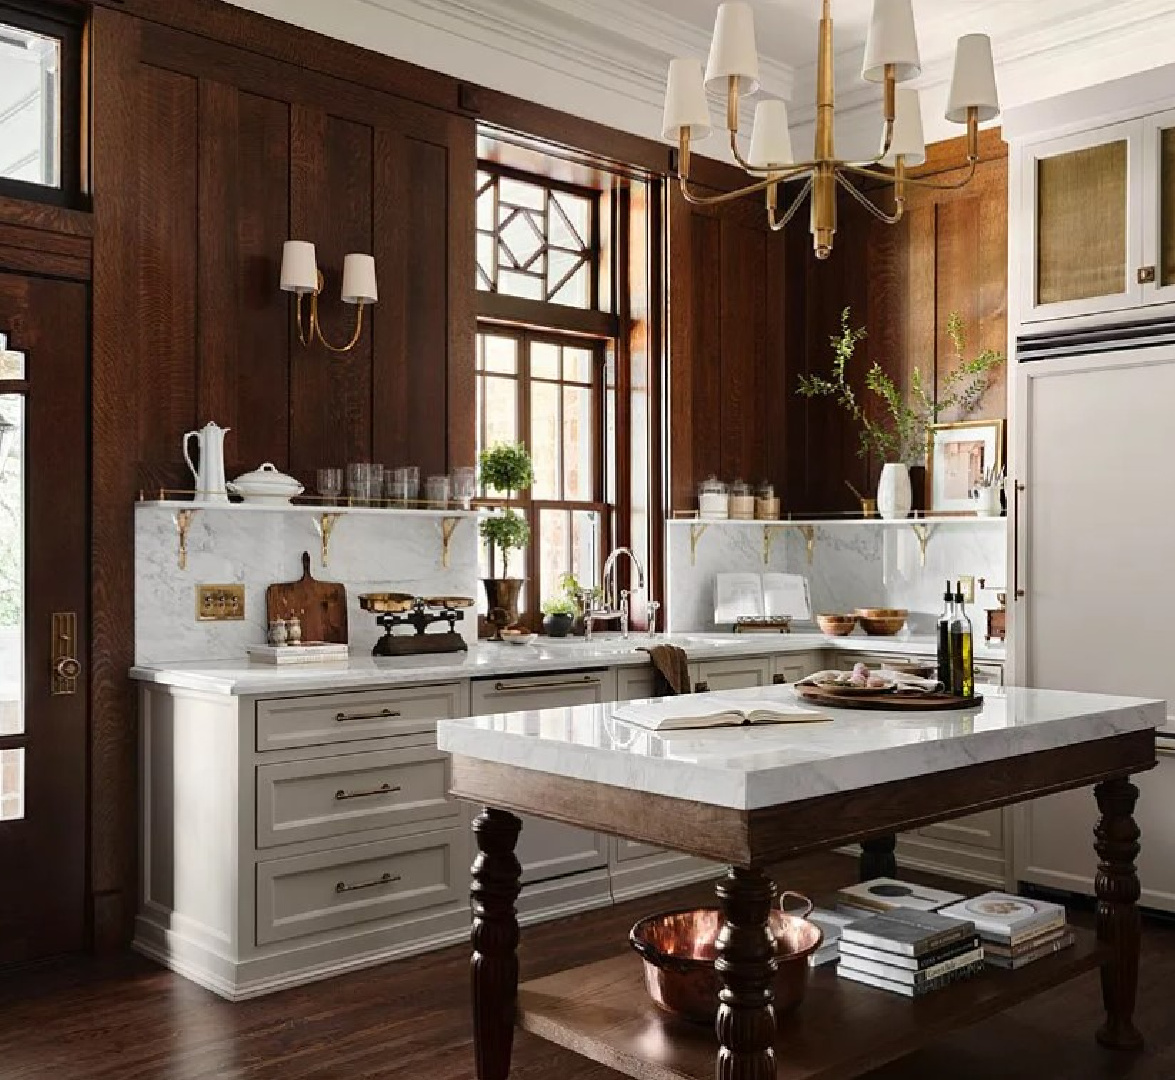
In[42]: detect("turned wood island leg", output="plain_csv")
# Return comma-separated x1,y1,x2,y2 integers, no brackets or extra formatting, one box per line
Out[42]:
714,867,779,1080
471,807,523,1080
1093,778,1144,1052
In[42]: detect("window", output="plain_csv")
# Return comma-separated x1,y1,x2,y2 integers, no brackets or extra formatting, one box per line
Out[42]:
0,3,83,205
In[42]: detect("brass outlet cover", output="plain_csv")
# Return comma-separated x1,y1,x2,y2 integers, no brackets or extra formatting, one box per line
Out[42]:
196,584,246,621
958,575,976,605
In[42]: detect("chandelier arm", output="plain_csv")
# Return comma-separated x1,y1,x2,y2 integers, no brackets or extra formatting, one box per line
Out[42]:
677,170,814,207
836,171,904,226
892,160,980,191
768,177,815,232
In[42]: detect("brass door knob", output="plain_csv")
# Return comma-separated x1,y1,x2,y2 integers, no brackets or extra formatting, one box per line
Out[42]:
54,656,81,680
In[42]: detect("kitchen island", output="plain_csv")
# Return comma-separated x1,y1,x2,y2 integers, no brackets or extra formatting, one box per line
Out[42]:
437,685,1163,1080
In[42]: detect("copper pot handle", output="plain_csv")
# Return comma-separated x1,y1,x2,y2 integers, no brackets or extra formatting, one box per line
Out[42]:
778,890,814,919
628,926,699,974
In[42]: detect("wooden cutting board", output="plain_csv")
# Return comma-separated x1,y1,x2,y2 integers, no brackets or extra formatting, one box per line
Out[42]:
796,685,983,711
266,551,348,644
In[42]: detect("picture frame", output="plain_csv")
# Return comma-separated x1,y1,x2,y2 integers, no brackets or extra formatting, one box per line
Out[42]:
927,419,1005,515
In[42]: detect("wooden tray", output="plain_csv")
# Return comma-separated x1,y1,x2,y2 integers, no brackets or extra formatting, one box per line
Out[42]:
266,551,348,644
796,685,983,711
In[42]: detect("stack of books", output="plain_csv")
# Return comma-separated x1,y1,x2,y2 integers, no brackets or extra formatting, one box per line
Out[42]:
937,892,1074,969
807,908,855,968
836,877,965,917
837,909,984,998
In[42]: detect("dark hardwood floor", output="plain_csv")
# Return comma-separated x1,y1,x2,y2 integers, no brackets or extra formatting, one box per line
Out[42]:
1,853,1173,1079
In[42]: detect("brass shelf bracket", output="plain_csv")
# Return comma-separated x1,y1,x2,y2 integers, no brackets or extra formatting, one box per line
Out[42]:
910,523,934,568
441,516,461,568
762,525,785,566
689,523,709,566
797,525,817,566
174,509,196,570
315,512,343,566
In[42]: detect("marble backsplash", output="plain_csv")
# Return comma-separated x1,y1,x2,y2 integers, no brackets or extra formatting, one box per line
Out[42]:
134,506,480,664
665,521,1007,635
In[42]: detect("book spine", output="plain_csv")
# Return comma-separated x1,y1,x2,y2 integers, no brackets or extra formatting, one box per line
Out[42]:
984,932,1075,969
839,936,981,972
839,947,983,987
910,958,985,997
841,925,974,958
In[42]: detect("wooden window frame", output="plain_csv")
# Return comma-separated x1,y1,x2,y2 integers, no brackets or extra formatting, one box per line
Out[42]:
0,1,87,209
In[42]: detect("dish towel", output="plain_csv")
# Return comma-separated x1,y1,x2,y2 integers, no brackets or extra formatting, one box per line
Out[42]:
797,669,943,693
640,644,692,696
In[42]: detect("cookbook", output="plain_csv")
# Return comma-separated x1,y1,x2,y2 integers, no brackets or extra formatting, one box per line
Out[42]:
611,696,830,731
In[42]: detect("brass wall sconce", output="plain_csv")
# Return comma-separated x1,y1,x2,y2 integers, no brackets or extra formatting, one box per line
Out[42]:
280,240,378,353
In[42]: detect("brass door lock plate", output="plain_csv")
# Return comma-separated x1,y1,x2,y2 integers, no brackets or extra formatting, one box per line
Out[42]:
196,584,246,621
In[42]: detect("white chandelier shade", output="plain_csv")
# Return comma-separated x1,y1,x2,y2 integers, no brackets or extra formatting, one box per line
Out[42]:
704,1,760,95
748,100,794,169
946,33,1000,123
862,0,921,84
662,58,713,143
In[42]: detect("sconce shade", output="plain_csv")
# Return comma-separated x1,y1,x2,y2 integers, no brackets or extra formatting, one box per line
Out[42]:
280,240,319,294
862,0,921,83
946,33,1000,123
704,2,760,96
662,58,712,143
748,100,794,168
341,253,378,305
882,88,926,166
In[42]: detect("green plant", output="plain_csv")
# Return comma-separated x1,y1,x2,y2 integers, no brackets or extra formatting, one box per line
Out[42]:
540,595,577,617
557,571,602,608
479,510,529,578
796,307,1003,465
478,441,534,500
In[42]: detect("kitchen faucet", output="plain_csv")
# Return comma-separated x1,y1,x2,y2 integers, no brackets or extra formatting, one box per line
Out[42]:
583,546,654,641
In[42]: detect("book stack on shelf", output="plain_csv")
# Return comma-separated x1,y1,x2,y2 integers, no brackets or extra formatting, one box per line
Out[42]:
835,877,965,917
837,909,984,998
937,891,1074,970
807,908,855,968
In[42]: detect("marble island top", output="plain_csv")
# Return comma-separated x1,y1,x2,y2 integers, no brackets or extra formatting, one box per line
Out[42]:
129,629,1005,696
436,685,1164,811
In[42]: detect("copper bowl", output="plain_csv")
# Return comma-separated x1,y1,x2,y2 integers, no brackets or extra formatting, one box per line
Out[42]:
629,892,823,1024
816,613,857,637
855,607,908,636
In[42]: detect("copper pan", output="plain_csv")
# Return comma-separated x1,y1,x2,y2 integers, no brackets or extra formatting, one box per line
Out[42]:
629,891,823,1024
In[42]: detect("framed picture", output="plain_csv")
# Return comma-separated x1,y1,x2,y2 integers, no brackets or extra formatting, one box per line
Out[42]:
927,419,1005,514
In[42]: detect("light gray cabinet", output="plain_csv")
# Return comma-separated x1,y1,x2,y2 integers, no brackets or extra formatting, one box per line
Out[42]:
691,655,772,692
771,651,822,685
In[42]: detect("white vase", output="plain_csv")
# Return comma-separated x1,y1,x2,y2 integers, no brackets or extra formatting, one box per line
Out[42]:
877,463,913,520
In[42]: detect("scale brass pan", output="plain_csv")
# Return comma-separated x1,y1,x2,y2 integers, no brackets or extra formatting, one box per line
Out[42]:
359,593,475,613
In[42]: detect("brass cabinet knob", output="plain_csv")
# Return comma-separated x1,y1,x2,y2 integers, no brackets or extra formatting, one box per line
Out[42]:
54,656,81,680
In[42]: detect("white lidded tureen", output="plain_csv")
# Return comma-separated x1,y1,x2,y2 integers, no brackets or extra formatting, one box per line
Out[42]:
226,462,304,505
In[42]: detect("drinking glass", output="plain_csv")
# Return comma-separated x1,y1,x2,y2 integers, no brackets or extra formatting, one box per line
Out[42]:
347,463,372,506
316,467,343,505
425,475,450,508
368,464,385,503
450,466,476,510
394,466,420,504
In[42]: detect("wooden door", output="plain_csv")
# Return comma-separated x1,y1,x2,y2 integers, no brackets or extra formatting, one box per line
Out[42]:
0,271,88,964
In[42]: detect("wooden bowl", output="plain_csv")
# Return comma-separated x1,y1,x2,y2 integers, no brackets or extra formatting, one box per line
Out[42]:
630,894,822,1024
816,613,857,637
855,608,908,636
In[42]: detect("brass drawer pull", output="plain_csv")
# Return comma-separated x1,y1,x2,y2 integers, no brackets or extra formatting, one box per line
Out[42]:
492,675,601,693
334,708,401,723
334,782,401,801
334,871,400,894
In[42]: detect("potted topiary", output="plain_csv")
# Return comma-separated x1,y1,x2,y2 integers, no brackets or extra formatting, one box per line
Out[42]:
540,595,577,638
478,441,534,639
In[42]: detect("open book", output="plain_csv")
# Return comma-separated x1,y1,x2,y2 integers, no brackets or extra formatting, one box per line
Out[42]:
714,573,812,626
611,696,830,732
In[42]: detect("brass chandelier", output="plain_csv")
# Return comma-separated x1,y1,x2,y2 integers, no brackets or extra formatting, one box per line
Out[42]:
661,0,1001,259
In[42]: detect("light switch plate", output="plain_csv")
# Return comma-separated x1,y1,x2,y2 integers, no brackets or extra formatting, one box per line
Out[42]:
958,575,975,604
196,584,246,621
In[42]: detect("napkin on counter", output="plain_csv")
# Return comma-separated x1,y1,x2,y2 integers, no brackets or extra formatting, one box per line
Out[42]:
796,669,943,693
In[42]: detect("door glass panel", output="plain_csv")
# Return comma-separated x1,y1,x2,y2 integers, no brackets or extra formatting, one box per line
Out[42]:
1160,128,1175,286
0,394,23,737
0,748,24,821
1037,140,1128,305
0,24,61,188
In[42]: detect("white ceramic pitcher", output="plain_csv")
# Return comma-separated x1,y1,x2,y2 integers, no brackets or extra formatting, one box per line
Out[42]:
183,421,231,502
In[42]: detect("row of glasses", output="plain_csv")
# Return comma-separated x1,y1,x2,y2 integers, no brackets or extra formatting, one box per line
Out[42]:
315,464,477,509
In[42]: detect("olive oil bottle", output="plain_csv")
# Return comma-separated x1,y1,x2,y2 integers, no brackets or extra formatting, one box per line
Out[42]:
949,581,975,699
936,581,955,693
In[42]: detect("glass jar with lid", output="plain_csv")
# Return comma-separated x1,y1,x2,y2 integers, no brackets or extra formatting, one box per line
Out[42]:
755,481,781,520
729,479,755,521
697,477,729,520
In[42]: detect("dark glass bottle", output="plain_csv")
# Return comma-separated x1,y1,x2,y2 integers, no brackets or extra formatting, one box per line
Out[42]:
950,582,975,699
936,581,954,693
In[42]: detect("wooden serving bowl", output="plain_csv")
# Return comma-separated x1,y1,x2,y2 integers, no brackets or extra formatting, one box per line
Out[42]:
816,613,857,637
629,893,823,1024
855,607,908,636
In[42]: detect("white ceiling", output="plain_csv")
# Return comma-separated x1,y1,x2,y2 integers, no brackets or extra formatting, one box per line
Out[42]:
229,0,1175,160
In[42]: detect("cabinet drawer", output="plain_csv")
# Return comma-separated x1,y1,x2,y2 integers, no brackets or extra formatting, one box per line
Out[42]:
256,828,463,945
256,682,466,752
256,747,458,849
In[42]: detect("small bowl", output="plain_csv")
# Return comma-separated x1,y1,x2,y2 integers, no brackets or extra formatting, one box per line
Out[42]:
500,628,537,646
629,893,822,1024
816,613,857,637
856,607,908,636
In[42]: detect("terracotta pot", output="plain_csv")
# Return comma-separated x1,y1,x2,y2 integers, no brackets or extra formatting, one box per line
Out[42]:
482,578,523,641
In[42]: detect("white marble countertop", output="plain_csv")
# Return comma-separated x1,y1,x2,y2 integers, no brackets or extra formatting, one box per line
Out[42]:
436,685,1164,811
128,630,1006,696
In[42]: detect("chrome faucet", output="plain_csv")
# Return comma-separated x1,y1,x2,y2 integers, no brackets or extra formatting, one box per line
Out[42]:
583,547,649,641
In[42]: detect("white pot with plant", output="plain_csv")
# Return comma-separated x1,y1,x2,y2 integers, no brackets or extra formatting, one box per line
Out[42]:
797,308,1003,519
478,441,534,639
